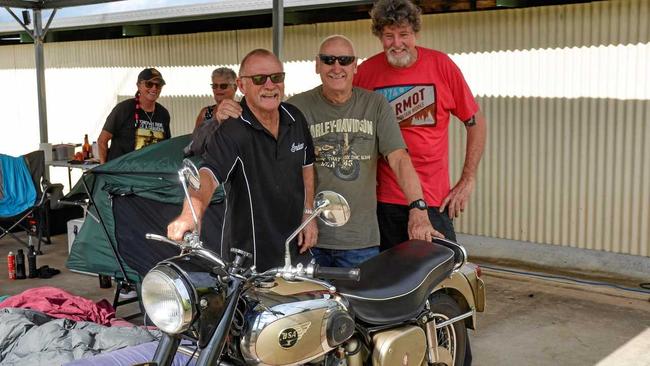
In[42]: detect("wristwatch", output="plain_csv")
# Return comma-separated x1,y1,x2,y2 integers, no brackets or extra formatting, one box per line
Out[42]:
408,199,428,211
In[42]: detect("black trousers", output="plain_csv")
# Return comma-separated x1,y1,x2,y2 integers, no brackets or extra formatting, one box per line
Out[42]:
376,202,472,365
377,202,457,251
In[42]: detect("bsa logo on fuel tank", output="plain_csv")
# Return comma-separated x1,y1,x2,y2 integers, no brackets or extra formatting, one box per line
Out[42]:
278,321,311,348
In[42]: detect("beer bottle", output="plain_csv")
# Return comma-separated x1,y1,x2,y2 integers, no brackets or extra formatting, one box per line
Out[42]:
82,134,91,159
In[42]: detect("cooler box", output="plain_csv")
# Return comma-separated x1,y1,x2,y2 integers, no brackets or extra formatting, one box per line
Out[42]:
67,218,85,253
67,218,97,276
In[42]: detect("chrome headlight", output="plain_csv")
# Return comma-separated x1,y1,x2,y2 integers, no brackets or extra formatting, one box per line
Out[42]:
141,265,195,334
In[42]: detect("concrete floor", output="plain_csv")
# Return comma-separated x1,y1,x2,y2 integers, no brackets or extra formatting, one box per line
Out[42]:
471,270,650,366
1,233,649,365
0,233,140,320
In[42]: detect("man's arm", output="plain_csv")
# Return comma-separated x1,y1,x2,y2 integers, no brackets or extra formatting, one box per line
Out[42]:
194,107,207,131
386,149,444,240
440,111,487,218
298,164,318,253
97,130,112,164
167,169,218,241
215,99,243,122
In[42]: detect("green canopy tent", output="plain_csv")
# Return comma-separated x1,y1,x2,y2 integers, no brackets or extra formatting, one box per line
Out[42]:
65,134,224,285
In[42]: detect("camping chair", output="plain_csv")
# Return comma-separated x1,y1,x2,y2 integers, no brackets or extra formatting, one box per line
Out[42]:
0,150,62,254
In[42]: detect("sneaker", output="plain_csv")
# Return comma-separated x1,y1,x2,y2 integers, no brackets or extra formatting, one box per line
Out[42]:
118,290,138,300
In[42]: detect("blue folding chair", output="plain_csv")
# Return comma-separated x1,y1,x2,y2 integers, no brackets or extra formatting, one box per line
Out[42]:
0,150,60,254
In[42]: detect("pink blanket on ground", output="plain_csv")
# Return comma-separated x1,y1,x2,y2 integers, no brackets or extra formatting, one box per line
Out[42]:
0,286,121,326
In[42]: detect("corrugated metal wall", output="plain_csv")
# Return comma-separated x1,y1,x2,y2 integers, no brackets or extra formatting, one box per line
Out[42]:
451,97,650,257
1,0,648,256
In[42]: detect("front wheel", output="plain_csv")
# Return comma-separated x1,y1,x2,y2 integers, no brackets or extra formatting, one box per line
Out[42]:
426,292,468,366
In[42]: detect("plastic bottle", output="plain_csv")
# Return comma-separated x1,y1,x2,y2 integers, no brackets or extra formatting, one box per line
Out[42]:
15,249,26,279
7,251,16,280
92,141,99,160
82,134,91,159
27,245,37,279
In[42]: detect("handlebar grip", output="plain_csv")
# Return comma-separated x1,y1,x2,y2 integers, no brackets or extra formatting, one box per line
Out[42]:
314,265,361,282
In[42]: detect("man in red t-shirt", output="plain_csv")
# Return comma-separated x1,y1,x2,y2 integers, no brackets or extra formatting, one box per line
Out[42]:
354,0,487,249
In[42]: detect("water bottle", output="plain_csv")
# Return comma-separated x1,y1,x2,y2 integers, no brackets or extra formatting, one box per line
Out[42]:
27,245,38,279
15,249,26,279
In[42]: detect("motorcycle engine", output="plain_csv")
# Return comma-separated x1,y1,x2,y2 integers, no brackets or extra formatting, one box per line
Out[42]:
240,278,354,365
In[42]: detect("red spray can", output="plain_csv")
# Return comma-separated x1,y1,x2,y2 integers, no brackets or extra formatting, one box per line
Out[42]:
7,251,16,280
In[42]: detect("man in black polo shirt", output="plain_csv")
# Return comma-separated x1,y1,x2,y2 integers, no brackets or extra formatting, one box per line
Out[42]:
168,49,317,271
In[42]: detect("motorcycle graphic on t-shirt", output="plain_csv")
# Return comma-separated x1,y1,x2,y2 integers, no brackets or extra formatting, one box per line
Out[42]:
135,120,166,150
312,133,373,182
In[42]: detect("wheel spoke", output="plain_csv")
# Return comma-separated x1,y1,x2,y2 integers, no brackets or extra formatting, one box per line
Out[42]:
430,314,457,366
436,346,454,365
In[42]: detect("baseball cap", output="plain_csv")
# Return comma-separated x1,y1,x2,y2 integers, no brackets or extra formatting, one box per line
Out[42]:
137,67,166,85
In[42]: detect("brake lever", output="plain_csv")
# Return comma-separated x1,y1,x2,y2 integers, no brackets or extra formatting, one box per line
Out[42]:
145,233,184,247
292,275,337,293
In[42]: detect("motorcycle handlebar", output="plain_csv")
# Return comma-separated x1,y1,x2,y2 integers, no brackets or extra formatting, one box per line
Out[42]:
314,265,361,282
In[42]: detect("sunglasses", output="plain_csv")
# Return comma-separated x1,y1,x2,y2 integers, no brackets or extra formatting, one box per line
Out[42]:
143,80,163,89
211,83,236,90
240,72,285,86
318,54,356,66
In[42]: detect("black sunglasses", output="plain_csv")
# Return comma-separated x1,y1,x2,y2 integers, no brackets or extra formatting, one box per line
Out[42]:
211,83,236,90
143,80,164,88
240,72,285,86
318,54,356,66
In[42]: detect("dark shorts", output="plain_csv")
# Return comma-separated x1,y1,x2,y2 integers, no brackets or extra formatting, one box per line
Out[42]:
376,202,457,252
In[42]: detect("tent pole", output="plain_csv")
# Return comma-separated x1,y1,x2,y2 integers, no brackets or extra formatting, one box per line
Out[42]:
81,173,131,282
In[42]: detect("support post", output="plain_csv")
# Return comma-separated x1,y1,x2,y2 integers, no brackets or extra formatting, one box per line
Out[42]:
34,9,48,144
272,0,283,60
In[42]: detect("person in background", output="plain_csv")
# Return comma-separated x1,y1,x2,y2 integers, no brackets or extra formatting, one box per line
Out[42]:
194,67,238,130
354,0,487,248
97,68,171,163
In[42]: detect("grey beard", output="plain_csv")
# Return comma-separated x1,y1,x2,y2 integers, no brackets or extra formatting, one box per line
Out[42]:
386,51,415,68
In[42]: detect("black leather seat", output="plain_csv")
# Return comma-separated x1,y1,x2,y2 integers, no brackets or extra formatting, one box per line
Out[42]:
334,240,455,325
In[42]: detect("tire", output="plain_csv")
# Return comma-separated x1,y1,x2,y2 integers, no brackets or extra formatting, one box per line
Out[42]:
426,292,468,366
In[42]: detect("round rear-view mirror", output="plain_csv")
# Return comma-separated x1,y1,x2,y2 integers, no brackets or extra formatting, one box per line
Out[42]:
315,191,350,227
182,158,201,191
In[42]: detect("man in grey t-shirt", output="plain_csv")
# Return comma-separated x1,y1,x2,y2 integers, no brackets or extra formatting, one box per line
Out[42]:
216,36,442,267
288,35,441,267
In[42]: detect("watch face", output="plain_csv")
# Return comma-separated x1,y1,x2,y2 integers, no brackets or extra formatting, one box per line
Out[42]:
410,199,427,210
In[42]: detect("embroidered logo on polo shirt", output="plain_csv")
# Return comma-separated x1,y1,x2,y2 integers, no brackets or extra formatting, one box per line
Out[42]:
291,142,305,152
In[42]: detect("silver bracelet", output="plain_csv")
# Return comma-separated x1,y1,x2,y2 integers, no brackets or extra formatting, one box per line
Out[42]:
303,208,314,215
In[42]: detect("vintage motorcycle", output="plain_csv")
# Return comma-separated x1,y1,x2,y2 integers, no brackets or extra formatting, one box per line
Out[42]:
140,159,486,366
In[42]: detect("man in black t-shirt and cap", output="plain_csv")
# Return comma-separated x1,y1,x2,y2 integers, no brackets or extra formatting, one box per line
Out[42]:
97,67,171,163
167,49,317,271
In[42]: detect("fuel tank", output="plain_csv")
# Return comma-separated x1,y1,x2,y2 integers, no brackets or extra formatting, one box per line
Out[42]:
240,278,355,365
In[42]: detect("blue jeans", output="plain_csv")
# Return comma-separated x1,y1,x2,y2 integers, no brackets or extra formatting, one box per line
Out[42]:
310,246,379,268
